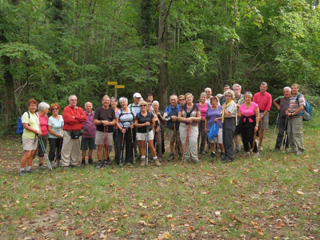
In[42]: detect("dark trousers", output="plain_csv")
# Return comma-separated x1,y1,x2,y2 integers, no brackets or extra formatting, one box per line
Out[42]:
113,129,119,157
241,123,258,153
223,118,236,160
275,117,289,149
154,130,163,159
49,138,62,161
198,120,207,152
116,129,134,164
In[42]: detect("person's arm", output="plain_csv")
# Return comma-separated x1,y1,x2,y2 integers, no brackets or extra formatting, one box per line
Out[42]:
177,110,187,123
23,123,42,135
254,107,260,132
134,119,150,128
48,125,62,138
191,110,201,122
273,99,280,111
74,107,87,123
62,107,79,124
204,118,208,132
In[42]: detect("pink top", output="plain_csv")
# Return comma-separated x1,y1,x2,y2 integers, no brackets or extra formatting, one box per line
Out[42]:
39,114,48,136
253,92,272,111
239,102,258,123
197,102,209,120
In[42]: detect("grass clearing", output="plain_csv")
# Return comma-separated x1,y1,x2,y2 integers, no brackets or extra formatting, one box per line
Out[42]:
0,113,319,239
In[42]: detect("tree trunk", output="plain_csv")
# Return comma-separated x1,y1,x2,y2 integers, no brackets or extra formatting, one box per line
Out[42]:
157,0,172,110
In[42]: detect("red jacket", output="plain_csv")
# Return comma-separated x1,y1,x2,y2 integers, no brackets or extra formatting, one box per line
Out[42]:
62,106,86,131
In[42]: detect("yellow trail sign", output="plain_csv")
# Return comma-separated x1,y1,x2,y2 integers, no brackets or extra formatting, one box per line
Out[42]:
108,81,117,85
115,85,125,89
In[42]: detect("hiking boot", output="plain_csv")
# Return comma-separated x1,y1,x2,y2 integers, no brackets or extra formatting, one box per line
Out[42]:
193,159,200,163
222,158,233,163
243,152,250,157
273,148,281,152
81,159,86,165
220,152,225,160
38,163,46,170
140,158,146,167
168,152,174,161
88,158,93,165
210,152,216,157
253,152,260,158
286,148,296,153
96,160,105,169
154,159,161,166
235,146,240,153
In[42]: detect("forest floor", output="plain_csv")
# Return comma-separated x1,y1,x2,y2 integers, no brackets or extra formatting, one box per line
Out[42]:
0,117,319,240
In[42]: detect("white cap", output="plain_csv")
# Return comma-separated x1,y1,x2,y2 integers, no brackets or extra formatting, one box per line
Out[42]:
133,92,142,98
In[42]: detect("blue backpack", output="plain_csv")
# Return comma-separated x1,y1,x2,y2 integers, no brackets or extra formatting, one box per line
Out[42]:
207,123,219,140
296,94,312,121
16,111,38,134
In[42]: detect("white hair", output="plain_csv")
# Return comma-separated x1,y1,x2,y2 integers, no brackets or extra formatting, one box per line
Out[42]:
84,102,93,108
205,87,212,92
68,95,77,101
283,86,291,91
223,90,235,99
232,83,241,90
200,92,207,98
119,97,128,104
261,82,268,87
152,100,159,107
38,102,50,112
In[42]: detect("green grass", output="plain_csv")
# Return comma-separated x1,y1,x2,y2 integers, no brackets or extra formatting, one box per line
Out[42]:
0,112,319,239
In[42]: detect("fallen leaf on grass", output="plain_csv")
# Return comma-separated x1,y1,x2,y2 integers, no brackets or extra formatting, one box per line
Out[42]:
256,228,264,235
297,191,305,195
276,222,285,229
206,218,215,225
214,211,221,216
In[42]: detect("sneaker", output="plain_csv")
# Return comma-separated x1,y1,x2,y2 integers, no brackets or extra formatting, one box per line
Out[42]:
19,170,28,175
81,159,86,165
222,158,233,163
96,160,105,169
88,158,93,165
168,152,174,161
210,152,216,157
243,152,250,157
200,151,206,155
258,145,263,151
158,158,162,162
253,152,260,158
295,151,303,156
154,159,161,166
26,168,33,173
220,152,225,160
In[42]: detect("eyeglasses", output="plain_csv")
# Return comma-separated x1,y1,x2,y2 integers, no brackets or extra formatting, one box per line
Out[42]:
179,99,185,101
70,99,77,101
52,108,59,111
140,105,147,107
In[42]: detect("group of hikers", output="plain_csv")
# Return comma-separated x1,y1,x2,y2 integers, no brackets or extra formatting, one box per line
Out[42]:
18,82,307,175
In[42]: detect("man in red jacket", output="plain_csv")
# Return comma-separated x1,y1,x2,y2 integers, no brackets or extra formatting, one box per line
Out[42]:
61,95,86,168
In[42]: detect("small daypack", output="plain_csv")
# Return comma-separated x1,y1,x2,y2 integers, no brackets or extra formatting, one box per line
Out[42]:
296,94,312,121
16,111,38,134
207,123,219,140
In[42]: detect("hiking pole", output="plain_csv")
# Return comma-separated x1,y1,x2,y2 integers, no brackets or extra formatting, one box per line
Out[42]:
131,127,135,164
145,125,149,166
181,122,191,163
119,129,126,166
281,117,289,152
174,123,179,161
272,112,279,148
38,136,53,171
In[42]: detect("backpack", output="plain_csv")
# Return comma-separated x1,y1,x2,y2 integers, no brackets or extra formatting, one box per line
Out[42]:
16,111,38,134
296,94,312,121
118,108,135,126
207,123,219,140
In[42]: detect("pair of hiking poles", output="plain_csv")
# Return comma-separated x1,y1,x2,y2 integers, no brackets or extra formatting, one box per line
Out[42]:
272,113,289,151
119,127,135,166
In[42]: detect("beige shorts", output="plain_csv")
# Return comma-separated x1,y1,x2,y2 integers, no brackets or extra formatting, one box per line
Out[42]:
136,131,154,141
95,131,113,146
260,111,269,130
22,138,38,151
168,128,180,142
208,128,223,144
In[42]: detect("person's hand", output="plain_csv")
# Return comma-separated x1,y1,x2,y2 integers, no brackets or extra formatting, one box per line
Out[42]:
205,128,208,133
254,126,258,132
171,116,177,122
215,118,219,123
186,118,193,123
277,106,280,111
121,128,126,134
36,130,42,135
144,122,151,126
130,124,134,129
222,103,227,108
156,126,160,132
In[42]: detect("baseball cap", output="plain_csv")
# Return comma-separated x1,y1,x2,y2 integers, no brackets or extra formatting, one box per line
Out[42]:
133,93,142,98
